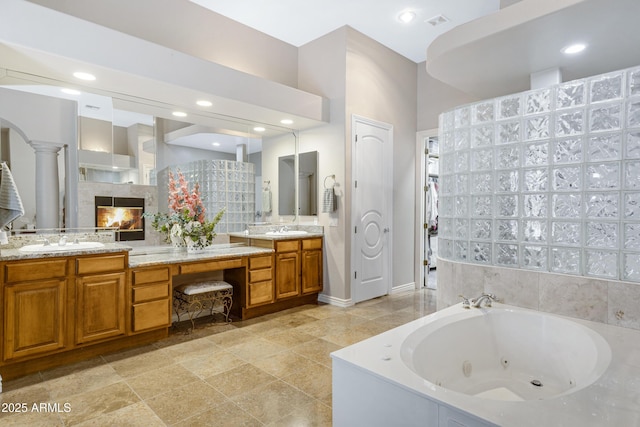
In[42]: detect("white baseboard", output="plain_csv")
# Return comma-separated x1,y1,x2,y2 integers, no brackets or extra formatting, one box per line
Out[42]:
391,282,416,294
318,293,353,307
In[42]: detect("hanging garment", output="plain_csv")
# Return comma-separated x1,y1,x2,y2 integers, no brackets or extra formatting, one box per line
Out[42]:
0,162,24,229
428,181,438,231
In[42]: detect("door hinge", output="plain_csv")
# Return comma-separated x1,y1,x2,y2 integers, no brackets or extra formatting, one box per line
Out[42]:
423,260,429,266
424,185,429,192
354,271,357,279
354,226,357,233
355,134,358,142
425,148,429,155
355,180,358,188
423,223,428,229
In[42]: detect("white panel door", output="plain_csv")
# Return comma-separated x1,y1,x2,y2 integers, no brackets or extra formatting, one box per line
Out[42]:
352,116,393,303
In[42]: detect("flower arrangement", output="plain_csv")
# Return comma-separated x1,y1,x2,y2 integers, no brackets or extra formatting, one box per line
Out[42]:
145,170,225,250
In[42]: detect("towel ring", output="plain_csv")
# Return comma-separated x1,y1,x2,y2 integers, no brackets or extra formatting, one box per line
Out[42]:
324,174,336,189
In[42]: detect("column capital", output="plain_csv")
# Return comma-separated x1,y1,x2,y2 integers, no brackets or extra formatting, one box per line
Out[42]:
28,140,64,153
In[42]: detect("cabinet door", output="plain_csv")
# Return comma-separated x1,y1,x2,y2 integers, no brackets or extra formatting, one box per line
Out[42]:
302,249,323,294
76,272,126,344
4,279,67,361
275,251,300,299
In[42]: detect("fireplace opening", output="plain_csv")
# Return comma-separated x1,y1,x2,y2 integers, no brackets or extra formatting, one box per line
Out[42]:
95,196,145,241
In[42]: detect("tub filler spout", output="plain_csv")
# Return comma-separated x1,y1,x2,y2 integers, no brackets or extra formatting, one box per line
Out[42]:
471,293,499,308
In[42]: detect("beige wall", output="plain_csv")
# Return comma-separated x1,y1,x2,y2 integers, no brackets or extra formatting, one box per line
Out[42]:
298,28,349,300
345,28,418,294
27,0,300,89
298,26,419,301
416,61,479,131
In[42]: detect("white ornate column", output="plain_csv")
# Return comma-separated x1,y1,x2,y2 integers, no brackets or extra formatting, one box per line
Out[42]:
28,141,63,229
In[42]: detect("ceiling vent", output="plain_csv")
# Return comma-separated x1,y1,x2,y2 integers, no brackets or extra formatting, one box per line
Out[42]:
426,14,449,27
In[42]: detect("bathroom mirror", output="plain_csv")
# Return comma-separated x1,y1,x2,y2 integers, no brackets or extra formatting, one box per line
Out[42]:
0,69,299,230
278,150,318,216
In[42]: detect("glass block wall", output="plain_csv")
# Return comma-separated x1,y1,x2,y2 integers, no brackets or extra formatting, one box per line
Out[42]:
157,159,255,233
438,66,640,282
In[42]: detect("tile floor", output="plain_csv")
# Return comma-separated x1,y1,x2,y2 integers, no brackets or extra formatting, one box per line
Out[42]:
0,288,437,426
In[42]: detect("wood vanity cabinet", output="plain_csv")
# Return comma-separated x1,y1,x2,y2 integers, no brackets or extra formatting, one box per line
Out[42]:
247,254,274,307
2,258,70,361
129,265,171,333
301,238,323,294
275,240,301,300
75,254,127,344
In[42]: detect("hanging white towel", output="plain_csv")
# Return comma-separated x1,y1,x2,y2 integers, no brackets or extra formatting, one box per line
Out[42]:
322,187,336,213
0,162,24,229
262,188,272,213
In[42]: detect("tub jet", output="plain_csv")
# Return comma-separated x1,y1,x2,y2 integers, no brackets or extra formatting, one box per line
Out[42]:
530,379,543,387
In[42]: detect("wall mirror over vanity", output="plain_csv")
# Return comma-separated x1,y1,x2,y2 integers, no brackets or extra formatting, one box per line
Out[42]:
0,69,322,236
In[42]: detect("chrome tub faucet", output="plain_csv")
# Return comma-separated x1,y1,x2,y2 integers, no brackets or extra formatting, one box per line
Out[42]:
471,293,499,308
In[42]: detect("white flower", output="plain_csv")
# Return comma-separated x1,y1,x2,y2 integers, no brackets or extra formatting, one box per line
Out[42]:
170,223,182,237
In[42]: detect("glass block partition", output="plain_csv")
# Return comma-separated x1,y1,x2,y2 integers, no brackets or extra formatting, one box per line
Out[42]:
157,160,255,233
438,65,640,282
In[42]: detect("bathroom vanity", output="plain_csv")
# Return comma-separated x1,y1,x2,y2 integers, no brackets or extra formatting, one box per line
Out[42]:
0,232,323,382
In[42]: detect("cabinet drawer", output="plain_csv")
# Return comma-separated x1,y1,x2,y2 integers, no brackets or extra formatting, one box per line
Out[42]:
249,268,272,283
132,267,170,285
133,282,169,303
275,240,299,253
132,300,170,332
249,255,272,270
77,254,126,275
180,258,243,275
247,280,274,307
5,259,68,282
302,238,323,250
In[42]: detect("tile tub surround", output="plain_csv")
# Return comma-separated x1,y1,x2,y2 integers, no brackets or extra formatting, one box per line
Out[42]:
437,258,640,330
0,289,436,426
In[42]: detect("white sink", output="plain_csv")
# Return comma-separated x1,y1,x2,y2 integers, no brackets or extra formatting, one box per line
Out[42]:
265,230,308,236
19,241,106,253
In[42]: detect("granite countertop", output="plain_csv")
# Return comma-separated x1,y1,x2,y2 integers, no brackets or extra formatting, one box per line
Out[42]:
128,243,273,268
229,224,324,241
228,231,325,240
0,242,131,261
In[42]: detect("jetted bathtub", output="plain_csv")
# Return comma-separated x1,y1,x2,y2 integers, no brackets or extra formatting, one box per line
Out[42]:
332,302,638,427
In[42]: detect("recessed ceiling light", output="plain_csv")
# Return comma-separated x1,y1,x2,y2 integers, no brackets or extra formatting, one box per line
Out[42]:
61,88,81,95
197,100,212,107
280,119,293,125
112,166,119,169
212,142,220,147
253,126,266,132
398,10,416,24
562,43,587,55
172,111,187,117
73,71,96,81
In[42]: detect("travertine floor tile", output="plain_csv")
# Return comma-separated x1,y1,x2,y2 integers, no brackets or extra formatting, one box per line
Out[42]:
177,402,261,427
232,380,315,424
74,402,165,427
178,350,245,379
250,349,318,378
144,380,227,425
292,338,342,368
126,363,200,400
56,381,139,426
205,363,277,398
282,361,332,401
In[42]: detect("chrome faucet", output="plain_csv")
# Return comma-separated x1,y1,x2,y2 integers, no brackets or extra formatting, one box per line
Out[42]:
279,225,289,233
471,293,499,308
58,235,68,246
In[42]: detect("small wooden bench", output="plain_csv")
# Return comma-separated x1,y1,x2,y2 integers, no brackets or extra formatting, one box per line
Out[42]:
172,281,233,330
